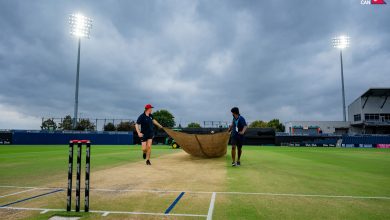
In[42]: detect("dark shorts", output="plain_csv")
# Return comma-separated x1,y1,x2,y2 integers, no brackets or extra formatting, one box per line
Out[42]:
140,134,154,142
231,136,244,148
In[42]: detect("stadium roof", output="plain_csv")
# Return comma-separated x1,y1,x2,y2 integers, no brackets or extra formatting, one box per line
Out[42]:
361,88,390,98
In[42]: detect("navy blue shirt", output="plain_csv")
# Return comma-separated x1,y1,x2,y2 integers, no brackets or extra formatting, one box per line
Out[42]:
136,113,154,137
231,115,247,138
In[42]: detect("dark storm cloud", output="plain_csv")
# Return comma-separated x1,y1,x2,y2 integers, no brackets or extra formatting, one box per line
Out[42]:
0,0,389,129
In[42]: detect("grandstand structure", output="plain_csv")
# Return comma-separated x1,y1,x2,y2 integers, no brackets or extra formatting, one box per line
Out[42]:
348,88,390,134
284,88,390,135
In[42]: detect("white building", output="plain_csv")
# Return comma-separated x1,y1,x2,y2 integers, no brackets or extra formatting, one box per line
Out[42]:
284,121,350,135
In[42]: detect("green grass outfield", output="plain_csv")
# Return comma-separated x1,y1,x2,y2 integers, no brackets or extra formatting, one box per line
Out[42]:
0,145,389,219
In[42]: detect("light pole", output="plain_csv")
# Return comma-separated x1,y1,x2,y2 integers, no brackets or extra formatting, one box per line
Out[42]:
69,13,92,129
332,35,350,122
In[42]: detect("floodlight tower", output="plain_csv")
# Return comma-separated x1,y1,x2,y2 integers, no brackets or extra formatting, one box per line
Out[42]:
69,13,92,129
332,35,350,122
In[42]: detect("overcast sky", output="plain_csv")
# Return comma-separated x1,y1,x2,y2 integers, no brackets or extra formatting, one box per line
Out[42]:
0,0,389,129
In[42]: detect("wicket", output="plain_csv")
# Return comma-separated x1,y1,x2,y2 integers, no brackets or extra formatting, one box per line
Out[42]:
67,140,91,212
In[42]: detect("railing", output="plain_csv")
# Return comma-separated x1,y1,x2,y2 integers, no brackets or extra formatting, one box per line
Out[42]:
363,120,390,125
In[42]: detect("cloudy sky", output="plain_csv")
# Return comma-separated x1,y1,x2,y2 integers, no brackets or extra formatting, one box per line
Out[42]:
0,0,389,129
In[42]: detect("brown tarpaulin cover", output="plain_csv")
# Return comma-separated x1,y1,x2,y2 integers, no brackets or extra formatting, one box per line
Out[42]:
163,128,230,158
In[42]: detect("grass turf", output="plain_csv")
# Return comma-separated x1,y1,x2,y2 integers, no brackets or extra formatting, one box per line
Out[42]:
217,147,390,220
0,145,175,186
0,146,389,219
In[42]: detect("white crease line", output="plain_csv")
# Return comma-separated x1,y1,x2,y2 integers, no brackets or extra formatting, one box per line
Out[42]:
92,188,211,194
102,212,109,216
40,210,49,214
207,192,216,220
0,186,36,189
0,207,207,218
0,207,63,212
219,192,390,200
0,188,37,198
90,210,207,217
1,185,389,200
0,186,59,190
0,186,211,194
92,189,390,200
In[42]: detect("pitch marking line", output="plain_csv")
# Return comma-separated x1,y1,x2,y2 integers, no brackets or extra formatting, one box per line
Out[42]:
0,206,208,218
102,211,109,216
207,192,216,220
165,192,185,214
93,188,211,194
1,185,390,200
220,191,390,200
0,207,63,212
92,189,390,200
0,189,63,207
90,210,207,217
0,188,37,198
0,186,37,189
0,186,58,190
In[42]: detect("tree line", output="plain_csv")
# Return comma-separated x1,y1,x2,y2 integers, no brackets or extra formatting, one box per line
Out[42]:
41,110,284,132
41,115,97,131
40,109,176,131
186,119,285,132
248,119,285,132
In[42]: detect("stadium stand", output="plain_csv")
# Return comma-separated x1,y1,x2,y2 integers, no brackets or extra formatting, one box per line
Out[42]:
341,135,390,147
303,138,339,146
10,130,133,145
0,130,12,144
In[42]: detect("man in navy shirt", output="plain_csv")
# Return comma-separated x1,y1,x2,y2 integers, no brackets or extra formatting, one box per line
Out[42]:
135,104,163,165
228,107,247,167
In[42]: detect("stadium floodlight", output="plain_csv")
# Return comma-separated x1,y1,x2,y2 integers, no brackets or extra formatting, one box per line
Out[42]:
69,13,93,129
69,13,93,38
332,35,350,122
332,35,350,49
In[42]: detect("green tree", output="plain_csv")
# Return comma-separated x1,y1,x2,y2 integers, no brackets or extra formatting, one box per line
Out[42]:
249,120,268,128
58,115,73,130
153,109,175,128
187,122,201,128
103,122,116,131
41,118,57,130
267,119,285,132
75,119,96,131
116,121,135,131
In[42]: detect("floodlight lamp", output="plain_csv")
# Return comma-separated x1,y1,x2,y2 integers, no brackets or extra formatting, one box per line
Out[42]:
332,35,350,49
69,13,93,38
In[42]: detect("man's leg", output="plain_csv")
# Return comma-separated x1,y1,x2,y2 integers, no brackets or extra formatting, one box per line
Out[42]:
146,139,152,161
237,145,242,162
231,145,236,164
141,140,147,153
237,138,243,166
141,139,147,159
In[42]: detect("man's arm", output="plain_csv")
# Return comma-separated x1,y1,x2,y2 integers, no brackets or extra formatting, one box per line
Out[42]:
153,119,163,129
228,122,233,132
135,124,143,137
239,125,247,135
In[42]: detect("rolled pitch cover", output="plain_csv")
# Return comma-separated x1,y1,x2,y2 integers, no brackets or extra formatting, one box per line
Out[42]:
163,128,230,158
